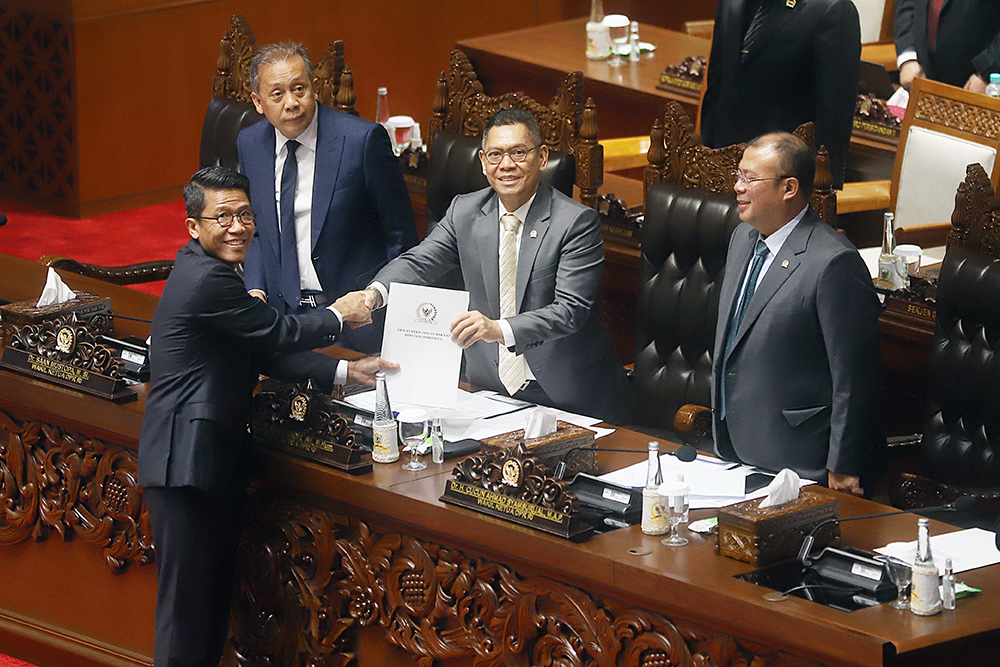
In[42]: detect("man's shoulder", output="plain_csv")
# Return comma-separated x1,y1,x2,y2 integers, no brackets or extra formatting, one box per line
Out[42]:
317,103,380,138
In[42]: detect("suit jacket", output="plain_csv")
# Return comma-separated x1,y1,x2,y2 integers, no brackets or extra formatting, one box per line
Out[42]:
895,0,1000,87
239,103,417,348
138,239,343,493
373,185,634,424
711,209,883,484
701,0,861,188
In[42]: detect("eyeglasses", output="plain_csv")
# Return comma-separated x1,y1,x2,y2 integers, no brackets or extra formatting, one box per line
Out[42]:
197,210,255,228
733,169,790,186
482,145,540,165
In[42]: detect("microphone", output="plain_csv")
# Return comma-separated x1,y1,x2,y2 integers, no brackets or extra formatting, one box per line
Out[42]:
798,496,977,566
553,442,698,481
0,212,7,226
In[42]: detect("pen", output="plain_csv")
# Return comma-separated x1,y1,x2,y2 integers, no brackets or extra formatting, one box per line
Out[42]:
484,404,533,419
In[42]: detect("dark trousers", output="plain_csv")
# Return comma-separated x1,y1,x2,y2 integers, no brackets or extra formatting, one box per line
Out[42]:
145,485,245,667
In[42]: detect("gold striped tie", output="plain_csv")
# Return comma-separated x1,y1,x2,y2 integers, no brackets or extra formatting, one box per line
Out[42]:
498,213,527,395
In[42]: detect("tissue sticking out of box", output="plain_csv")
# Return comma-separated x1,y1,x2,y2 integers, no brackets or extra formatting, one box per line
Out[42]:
36,268,77,308
524,406,557,439
758,468,800,508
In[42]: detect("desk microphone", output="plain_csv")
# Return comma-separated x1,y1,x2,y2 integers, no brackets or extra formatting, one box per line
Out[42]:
553,443,697,481
798,496,977,567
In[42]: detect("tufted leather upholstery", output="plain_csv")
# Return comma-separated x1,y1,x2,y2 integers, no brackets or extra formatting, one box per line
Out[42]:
426,130,576,227
199,96,264,169
919,243,1000,490
632,183,742,447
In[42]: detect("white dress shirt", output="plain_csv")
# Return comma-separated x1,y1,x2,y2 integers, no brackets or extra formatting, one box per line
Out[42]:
273,111,323,292
735,205,808,297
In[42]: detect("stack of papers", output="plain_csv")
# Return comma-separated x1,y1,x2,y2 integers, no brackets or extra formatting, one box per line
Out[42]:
875,528,1000,575
599,455,815,509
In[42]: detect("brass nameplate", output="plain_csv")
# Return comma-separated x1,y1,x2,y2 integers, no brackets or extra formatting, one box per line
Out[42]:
657,75,702,92
253,419,372,475
853,119,898,138
441,479,591,541
0,347,136,403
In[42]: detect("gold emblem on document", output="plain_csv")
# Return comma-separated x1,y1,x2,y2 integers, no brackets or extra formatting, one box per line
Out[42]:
290,393,309,422
55,326,76,354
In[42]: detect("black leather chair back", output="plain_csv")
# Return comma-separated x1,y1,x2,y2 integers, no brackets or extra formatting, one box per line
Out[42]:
199,96,264,169
920,243,1000,488
633,183,742,447
426,130,576,227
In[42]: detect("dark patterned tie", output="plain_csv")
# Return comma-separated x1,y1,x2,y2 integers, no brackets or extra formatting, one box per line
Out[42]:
279,139,301,309
719,238,769,420
741,0,770,64
927,0,945,51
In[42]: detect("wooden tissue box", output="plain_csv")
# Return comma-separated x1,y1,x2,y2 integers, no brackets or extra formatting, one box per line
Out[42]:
717,489,839,565
480,420,597,477
1,292,111,347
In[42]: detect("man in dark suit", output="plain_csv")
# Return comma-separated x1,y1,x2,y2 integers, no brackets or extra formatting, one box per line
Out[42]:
239,41,417,353
895,0,1000,92
359,109,633,424
138,167,392,667
712,133,882,495
700,0,861,188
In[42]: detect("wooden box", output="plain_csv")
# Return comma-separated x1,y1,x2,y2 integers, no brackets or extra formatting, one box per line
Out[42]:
480,420,597,476
717,490,839,565
1,292,111,347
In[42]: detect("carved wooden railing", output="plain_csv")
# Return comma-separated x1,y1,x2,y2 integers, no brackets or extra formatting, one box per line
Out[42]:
426,50,603,208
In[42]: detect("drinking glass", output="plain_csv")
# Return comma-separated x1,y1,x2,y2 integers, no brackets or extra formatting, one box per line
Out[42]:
604,14,630,66
398,410,428,472
660,495,689,546
879,556,912,610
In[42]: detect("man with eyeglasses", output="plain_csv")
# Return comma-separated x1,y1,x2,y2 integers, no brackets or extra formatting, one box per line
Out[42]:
712,133,882,496
138,166,396,667
355,109,633,424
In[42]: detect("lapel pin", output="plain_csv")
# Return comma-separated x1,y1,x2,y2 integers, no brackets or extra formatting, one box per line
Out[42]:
786,0,795,6
530,230,537,238
781,259,789,268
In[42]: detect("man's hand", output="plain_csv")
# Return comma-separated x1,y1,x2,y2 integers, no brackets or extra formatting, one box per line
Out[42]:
965,73,988,94
899,60,924,90
332,291,373,327
248,289,267,302
346,356,399,386
828,471,864,497
362,288,381,311
450,310,503,348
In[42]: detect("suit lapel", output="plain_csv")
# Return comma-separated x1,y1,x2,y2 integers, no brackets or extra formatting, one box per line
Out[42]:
741,0,800,67
477,194,502,319
516,187,551,312
246,125,281,264
718,226,756,363
310,106,345,251
730,212,814,350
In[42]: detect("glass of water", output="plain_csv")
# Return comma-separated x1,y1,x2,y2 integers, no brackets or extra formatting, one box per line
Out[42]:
879,556,912,610
398,409,428,472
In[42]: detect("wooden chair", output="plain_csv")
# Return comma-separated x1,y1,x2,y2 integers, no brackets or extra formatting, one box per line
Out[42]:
890,163,1000,526
841,77,1000,247
425,50,603,212
37,256,175,285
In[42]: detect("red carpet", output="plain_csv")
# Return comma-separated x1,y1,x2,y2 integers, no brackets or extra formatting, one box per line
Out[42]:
1,198,190,296
0,654,37,667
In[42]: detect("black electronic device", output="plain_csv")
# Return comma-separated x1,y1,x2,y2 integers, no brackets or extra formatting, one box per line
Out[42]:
98,335,150,383
328,398,374,449
565,473,643,532
859,60,896,100
745,472,775,494
443,438,481,460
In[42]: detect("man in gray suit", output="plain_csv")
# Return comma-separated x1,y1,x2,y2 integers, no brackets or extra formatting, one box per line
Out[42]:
360,109,633,424
713,132,882,495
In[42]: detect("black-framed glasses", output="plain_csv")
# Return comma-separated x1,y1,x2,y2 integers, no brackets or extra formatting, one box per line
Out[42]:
733,169,790,186
483,145,539,164
197,211,255,228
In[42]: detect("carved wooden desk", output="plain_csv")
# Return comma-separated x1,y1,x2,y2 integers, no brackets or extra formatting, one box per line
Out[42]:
1,253,998,667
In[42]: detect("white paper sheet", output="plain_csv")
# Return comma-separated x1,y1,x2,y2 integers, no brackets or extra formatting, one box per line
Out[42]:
380,282,469,408
875,527,1000,575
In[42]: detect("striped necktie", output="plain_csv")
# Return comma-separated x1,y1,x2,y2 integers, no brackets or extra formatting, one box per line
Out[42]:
498,213,527,396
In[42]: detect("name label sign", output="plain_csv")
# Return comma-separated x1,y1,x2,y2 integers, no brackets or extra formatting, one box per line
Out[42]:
0,347,135,403
252,420,372,475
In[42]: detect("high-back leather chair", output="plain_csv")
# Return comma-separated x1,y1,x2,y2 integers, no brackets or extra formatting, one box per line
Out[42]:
199,14,358,170
891,163,1000,523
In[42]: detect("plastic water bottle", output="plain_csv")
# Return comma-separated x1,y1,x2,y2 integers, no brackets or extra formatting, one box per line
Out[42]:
986,73,1000,99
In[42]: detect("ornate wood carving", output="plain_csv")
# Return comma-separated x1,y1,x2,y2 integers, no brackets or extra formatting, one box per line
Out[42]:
227,494,823,667
0,9,77,203
211,15,355,114
426,50,603,208
0,408,152,572
7,313,124,378
948,162,1000,257
854,94,901,138
643,102,837,228
913,92,1000,140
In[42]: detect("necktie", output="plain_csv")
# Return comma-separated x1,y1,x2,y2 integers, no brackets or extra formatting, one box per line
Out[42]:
719,238,769,420
927,0,945,51
279,139,301,309
741,0,770,64
498,213,527,396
